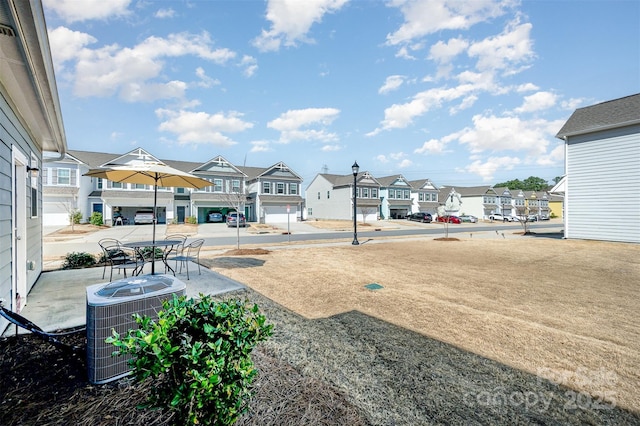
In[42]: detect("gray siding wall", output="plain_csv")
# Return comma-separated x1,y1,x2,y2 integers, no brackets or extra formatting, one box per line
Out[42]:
0,91,43,328
566,124,640,243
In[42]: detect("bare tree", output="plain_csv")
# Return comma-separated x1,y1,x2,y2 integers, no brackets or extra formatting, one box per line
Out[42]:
221,183,248,250
58,194,79,231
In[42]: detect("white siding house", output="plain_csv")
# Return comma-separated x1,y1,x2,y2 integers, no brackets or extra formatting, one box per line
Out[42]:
556,94,640,243
305,172,381,221
1,0,67,327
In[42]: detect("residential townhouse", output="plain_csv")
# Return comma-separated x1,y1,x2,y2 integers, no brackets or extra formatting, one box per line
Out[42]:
556,93,640,243
1,0,68,326
42,148,304,226
377,175,413,219
240,162,304,223
305,171,381,222
408,179,440,217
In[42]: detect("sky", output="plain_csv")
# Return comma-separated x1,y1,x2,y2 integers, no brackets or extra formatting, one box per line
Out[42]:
42,0,639,189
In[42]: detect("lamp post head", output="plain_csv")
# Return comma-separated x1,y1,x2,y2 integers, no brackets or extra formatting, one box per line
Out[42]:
352,161,359,176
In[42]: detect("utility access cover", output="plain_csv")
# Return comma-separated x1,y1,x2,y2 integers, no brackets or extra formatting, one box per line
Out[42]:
365,283,384,290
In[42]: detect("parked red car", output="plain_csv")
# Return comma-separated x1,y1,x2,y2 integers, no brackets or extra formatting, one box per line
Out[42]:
436,215,461,224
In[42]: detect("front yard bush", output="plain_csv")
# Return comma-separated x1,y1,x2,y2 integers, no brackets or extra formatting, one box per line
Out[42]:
107,294,273,426
186,215,197,224
62,252,96,269
89,211,103,226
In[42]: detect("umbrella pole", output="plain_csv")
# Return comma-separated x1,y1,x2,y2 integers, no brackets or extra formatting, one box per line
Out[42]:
152,181,158,274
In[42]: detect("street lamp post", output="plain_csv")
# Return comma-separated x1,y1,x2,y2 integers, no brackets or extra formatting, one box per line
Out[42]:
352,161,359,245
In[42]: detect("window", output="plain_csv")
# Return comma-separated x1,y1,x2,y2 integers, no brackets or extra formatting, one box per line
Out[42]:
356,187,360,197
317,191,320,200
389,190,395,199
110,181,123,189
277,183,285,194
231,179,241,193
134,183,146,190
290,183,298,195
362,187,369,198
371,188,378,198
327,190,330,199
97,178,103,189
404,190,410,199
263,182,270,194
308,208,313,215
419,193,424,202
176,187,185,194
57,168,70,185
213,179,223,192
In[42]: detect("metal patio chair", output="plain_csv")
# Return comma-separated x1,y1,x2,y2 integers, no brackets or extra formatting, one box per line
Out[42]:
167,239,203,280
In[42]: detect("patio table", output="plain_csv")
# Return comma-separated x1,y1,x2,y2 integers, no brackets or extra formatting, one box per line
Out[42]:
122,240,181,275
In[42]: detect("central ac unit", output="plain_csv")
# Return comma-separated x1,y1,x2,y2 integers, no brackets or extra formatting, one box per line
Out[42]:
86,274,186,384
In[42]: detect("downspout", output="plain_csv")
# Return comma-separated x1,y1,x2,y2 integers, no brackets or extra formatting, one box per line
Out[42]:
563,136,569,239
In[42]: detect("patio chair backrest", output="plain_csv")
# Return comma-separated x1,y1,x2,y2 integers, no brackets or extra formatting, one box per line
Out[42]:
165,234,188,254
184,239,204,260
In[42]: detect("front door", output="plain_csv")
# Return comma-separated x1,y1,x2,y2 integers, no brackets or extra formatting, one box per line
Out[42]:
177,206,185,223
12,149,28,313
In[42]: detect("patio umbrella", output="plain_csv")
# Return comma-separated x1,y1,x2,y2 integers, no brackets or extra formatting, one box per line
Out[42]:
84,162,211,274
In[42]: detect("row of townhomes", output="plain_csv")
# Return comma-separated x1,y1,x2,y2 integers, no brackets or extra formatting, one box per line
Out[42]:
43,148,304,226
305,173,557,223
44,147,560,229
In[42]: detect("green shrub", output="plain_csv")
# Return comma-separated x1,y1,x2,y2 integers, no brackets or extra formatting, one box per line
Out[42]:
90,211,103,226
62,252,96,269
140,246,164,259
186,216,197,224
107,294,273,425
69,209,82,225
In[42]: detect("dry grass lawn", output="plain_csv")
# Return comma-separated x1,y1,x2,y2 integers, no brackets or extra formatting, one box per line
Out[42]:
202,235,640,421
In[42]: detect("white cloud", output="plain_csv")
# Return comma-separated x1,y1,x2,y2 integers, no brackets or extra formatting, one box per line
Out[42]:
459,156,521,182
379,75,405,94
398,159,413,168
449,94,478,114
250,141,272,153
376,154,390,163
48,30,236,101
239,55,258,77
414,138,450,155
155,8,176,19
43,0,132,23
395,46,416,60
253,0,349,52
453,114,564,159
194,67,220,88
321,144,343,151
48,27,97,74
429,37,469,77
516,82,539,92
268,108,340,143
468,19,534,73
514,91,557,113
156,109,253,147
386,0,512,46
369,84,475,134
561,97,587,110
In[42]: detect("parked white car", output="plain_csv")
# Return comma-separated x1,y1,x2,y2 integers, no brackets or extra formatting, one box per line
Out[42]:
134,210,154,225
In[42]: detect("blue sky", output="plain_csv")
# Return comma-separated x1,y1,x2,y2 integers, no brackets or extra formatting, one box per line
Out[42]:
42,0,639,188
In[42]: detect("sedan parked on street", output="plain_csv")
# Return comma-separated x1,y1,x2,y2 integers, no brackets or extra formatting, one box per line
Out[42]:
436,215,462,224
407,212,432,223
226,212,246,227
459,214,478,223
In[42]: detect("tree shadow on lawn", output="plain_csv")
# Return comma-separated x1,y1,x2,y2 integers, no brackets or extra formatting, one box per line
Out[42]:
259,301,639,425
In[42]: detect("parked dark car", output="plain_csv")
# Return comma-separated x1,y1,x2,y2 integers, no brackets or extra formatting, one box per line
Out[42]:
207,212,223,223
226,212,246,227
407,212,432,223
436,215,462,224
